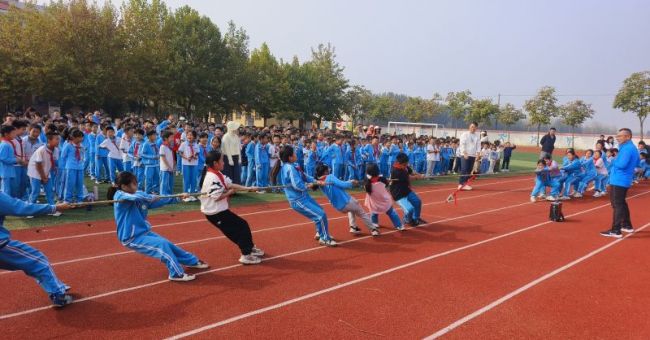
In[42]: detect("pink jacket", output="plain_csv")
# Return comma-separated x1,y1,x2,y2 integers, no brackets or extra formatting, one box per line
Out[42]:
364,181,394,214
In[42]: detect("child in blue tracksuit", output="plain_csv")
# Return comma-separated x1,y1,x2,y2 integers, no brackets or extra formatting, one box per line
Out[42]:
278,145,337,246
575,150,597,197
178,130,199,195
315,164,379,236
304,141,318,178
388,139,400,168
559,150,583,199
244,135,257,187
128,129,145,191
255,134,270,189
530,159,550,202
86,123,97,179
141,130,160,194
62,129,86,203
0,192,73,306
389,153,426,226
330,137,346,180
345,140,362,181
379,142,390,178
109,171,208,281
94,129,110,183
0,125,18,197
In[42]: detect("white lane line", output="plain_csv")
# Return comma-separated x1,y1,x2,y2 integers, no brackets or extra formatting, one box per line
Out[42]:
424,221,650,339
163,191,650,339
0,189,537,321
0,186,526,274
19,177,529,245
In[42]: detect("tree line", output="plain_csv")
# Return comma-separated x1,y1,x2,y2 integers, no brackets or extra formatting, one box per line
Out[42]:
0,1,647,139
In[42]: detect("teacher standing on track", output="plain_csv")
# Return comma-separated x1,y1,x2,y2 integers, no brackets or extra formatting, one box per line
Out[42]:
600,128,639,239
458,122,481,191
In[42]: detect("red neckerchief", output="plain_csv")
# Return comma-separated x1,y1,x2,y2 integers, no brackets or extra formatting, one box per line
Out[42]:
208,167,229,202
350,148,355,162
369,176,381,184
15,137,24,161
3,137,17,157
46,146,56,170
74,143,81,160
201,144,207,158
134,142,139,157
152,142,158,155
295,163,307,181
188,142,194,158
110,137,119,152
393,163,408,170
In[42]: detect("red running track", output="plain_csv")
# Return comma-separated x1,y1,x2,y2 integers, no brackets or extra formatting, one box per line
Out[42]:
0,176,648,339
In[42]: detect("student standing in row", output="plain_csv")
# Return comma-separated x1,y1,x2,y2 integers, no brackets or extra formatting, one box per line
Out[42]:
159,131,175,196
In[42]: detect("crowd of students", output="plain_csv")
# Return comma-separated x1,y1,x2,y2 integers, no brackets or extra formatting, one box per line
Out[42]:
530,137,649,203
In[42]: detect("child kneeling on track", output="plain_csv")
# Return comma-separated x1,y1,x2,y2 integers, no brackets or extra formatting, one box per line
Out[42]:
593,150,609,197
108,171,209,282
200,150,265,265
364,163,405,231
530,159,552,202
314,164,380,236
574,149,597,198
389,153,427,227
0,193,73,307
275,145,337,247
540,154,562,201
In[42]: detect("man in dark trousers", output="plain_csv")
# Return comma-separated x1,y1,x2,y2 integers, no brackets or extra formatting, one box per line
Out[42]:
600,128,640,238
539,127,556,159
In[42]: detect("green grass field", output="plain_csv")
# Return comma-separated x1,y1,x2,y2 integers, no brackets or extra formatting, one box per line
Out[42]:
4,152,539,230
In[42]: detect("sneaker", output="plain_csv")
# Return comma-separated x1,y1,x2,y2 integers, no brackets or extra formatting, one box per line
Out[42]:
169,273,196,281
621,227,634,233
182,197,192,203
538,194,546,199
461,185,473,191
63,284,71,291
256,190,266,194
319,238,338,247
593,191,602,198
409,220,420,227
530,196,536,203
251,246,265,257
314,232,321,240
416,218,428,225
559,196,571,201
573,192,583,198
186,260,209,269
95,180,101,185
349,226,361,234
49,211,62,217
396,225,405,231
49,293,73,308
545,196,557,201
600,230,622,239
457,184,463,190
26,216,34,219
239,254,262,265
371,228,380,236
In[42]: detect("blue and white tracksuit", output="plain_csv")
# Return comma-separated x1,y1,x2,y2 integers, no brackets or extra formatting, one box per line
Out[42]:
320,174,375,230
113,191,199,277
531,168,551,197
62,143,85,203
561,158,583,196
0,192,68,297
345,148,362,181
128,140,145,191
281,162,332,241
141,141,160,194
255,143,270,188
0,140,17,197
331,144,346,180
577,157,597,194
244,142,256,187
94,134,110,181
379,146,390,178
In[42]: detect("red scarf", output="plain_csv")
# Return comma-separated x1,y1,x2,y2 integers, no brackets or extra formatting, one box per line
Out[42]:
188,142,194,158
202,145,207,158
110,138,119,152
74,143,81,161
369,175,381,184
393,163,408,170
3,137,17,157
373,145,379,158
47,147,56,170
134,142,139,157
15,138,24,161
207,167,229,202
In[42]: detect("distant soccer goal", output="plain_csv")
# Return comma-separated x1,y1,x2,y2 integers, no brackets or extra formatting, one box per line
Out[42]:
386,122,443,137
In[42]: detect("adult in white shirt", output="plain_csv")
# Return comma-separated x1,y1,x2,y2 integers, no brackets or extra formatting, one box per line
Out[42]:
27,132,60,209
458,122,481,190
221,121,242,184
426,139,440,177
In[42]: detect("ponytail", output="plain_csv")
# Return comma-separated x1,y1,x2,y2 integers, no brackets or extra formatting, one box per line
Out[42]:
107,171,137,202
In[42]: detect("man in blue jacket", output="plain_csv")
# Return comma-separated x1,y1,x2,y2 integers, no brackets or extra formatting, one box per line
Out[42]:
600,128,640,238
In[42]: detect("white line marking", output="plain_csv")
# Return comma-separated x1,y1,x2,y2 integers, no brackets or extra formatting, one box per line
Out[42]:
162,191,650,339
0,188,537,320
19,178,529,245
424,221,650,339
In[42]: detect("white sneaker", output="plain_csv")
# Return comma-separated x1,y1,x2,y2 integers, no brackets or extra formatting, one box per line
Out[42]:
186,260,209,269
169,273,196,282
573,192,583,198
314,232,321,240
182,197,192,203
26,216,34,219
621,227,634,233
349,226,361,234
239,254,262,265
49,211,62,217
530,196,536,203
251,246,265,257
593,191,601,198
371,228,380,236
559,196,571,201
319,238,338,247
457,184,463,190
461,185,472,191
256,190,266,194
396,225,405,231
545,196,557,201
538,194,546,199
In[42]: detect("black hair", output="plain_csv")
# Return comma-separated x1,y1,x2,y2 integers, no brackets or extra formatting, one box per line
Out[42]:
187,130,197,139
543,154,552,160
69,129,84,139
198,132,208,139
205,150,222,168
364,163,388,194
1,125,16,136
146,130,157,137
29,123,42,132
45,131,60,141
566,150,576,156
135,128,145,136
279,145,294,163
395,152,409,164
161,131,173,140
537,159,546,166
315,164,330,178
12,119,28,129
107,171,137,202
105,126,115,132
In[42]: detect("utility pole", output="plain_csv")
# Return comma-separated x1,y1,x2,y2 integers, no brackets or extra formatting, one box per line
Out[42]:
496,93,501,131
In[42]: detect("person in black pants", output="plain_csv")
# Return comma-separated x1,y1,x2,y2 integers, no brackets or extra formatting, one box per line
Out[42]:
199,150,265,264
501,142,516,171
600,128,640,238
458,122,481,190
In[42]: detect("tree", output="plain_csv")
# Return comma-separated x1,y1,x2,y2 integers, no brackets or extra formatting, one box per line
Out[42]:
248,43,285,124
342,85,372,127
613,71,650,140
303,43,349,124
467,98,499,127
524,86,559,143
220,21,253,117
445,90,473,135
560,100,595,147
403,96,435,122
497,103,526,141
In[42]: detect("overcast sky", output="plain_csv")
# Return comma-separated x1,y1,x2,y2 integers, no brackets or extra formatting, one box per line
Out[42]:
42,0,650,133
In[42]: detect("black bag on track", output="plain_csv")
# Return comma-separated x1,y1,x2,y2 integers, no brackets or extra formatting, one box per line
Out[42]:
549,201,565,222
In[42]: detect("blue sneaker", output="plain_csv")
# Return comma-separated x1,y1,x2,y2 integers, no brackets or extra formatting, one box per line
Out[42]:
50,293,73,307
